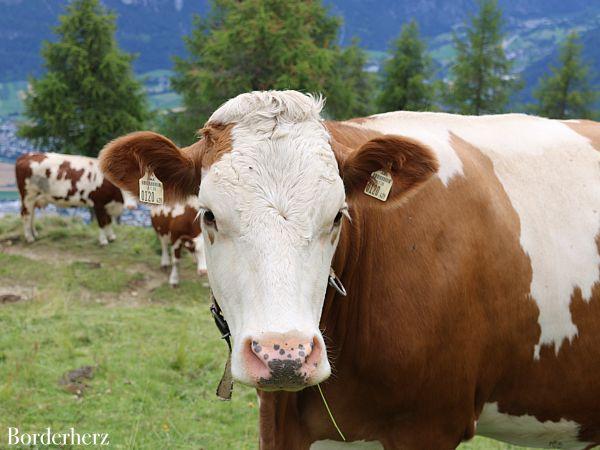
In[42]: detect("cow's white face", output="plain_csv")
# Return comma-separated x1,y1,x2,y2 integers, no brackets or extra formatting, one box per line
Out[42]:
198,118,346,389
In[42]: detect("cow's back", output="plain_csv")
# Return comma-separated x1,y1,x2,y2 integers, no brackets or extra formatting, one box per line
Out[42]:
17,152,105,207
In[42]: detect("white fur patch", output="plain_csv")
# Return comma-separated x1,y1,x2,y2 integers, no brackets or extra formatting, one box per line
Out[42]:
105,200,124,218
357,112,600,358
209,90,324,126
121,189,138,209
150,196,199,218
477,402,591,449
193,234,207,273
310,440,383,450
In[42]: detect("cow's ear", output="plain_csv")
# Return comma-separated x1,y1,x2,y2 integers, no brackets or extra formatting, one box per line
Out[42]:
340,135,438,206
99,131,203,203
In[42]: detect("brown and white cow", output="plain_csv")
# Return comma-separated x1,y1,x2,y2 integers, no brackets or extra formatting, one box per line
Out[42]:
150,197,207,286
16,152,137,245
100,91,600,449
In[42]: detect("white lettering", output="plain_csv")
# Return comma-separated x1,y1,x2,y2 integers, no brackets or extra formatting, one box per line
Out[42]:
8,428,19,445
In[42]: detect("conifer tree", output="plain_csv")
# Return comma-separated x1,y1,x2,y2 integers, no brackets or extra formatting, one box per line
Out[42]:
19,0,149,155
532,32,597,119
446,0,518,115
326,38,375,119
378,21,434,112
168,0,374,143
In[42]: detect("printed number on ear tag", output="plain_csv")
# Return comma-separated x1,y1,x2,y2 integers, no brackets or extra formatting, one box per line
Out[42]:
138,172,164,205
364,170,393,202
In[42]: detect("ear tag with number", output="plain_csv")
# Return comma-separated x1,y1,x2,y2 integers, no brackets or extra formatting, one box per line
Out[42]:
364,170,393,201
138,172,164,205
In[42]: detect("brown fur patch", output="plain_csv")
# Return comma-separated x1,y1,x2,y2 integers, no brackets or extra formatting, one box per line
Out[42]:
15,153,47,215
15,153,46,197
56,161,85,198
89,179,123,227
325,121,383,153
563,119,600,151
198,123,234,167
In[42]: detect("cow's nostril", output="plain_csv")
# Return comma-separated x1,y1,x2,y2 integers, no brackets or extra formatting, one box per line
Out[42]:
305,336,321,368
242,338,271,380
251,341,263,355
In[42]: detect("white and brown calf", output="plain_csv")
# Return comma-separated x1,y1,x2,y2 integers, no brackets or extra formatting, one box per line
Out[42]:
15,152,136,245
150,198,207,286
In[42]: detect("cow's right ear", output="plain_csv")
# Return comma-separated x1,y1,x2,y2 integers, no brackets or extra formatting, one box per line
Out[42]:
339,135,438,206
99,131,202,203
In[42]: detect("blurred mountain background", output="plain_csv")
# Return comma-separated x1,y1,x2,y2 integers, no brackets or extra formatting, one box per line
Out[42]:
0,0,598,160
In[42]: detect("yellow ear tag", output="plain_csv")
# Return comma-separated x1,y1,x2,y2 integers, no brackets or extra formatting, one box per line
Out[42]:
138,172,164,205
364,170,393,201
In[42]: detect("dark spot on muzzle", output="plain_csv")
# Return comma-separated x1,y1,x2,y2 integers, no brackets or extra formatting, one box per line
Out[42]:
258,358,307,389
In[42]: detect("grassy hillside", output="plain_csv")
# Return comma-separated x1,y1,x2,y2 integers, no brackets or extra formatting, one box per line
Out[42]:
0,214,533,449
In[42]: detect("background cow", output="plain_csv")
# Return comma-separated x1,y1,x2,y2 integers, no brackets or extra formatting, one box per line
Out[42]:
16,152,137,245
150,197,207,286
100,91,600,449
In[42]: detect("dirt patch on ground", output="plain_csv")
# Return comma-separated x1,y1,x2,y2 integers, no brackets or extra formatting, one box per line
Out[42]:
0,285,36,304
59,365,96,398
1,242,84,265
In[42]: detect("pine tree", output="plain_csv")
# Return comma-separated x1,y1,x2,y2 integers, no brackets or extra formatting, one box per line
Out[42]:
19,0,149,155
168,0,373,144
446,0,518,115
532,33,597,119
378,20,434,112
326,38,375,119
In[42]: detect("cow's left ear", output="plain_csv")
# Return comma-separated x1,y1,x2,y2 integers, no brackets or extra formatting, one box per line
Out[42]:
99,131,203,204
339,135,438,206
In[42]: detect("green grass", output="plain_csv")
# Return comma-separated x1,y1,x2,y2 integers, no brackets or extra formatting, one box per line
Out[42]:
0,215,533,449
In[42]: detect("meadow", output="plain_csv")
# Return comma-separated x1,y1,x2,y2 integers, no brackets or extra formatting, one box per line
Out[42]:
0,214,530,449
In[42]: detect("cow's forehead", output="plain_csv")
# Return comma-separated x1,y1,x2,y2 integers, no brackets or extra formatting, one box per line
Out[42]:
200,91,344,227
202,119,344,234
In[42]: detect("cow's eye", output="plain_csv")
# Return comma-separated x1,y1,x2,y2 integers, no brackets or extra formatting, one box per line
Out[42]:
203,210,216,227
333,210,343,226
